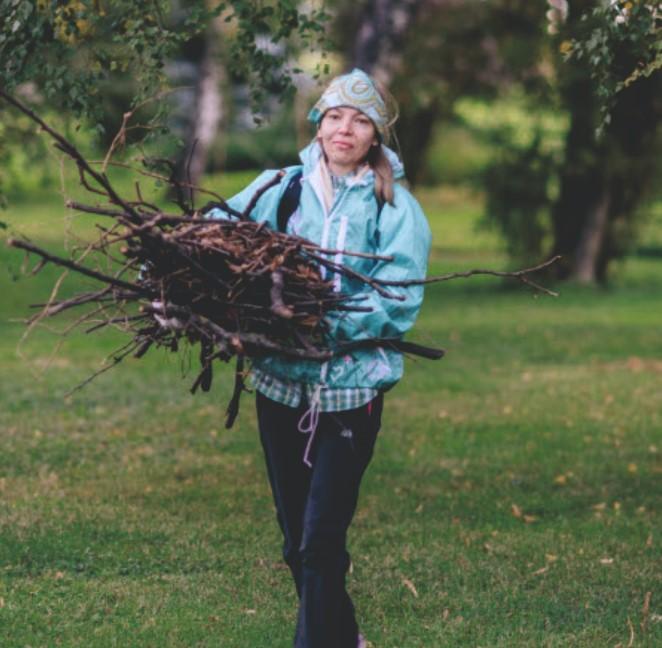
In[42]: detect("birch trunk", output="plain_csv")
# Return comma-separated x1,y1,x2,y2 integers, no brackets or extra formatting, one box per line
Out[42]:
186,43,223,188
171,26,224,194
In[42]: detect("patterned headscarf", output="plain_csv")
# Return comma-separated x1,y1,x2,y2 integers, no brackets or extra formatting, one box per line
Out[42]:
307,68,389,141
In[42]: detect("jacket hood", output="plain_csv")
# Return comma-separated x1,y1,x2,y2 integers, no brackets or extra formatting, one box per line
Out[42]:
298,139,405,181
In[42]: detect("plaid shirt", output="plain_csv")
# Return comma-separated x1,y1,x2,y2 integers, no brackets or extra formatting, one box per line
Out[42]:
251,367,377,412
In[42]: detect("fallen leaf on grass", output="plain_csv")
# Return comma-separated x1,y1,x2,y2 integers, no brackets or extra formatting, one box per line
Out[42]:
442,608,450,621
545,554,558,563
627,463,638,474
592,502,607,511
600,557,614,565
402,578,419,598
646,534,653,548
641,591,651,634
627,616,635,648
532,566,549,576
553,474,568,485
245,609,256,615
511,503,537,523
0,597,4,608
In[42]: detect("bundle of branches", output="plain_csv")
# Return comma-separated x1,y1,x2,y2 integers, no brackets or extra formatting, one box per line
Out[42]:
1,89,559,427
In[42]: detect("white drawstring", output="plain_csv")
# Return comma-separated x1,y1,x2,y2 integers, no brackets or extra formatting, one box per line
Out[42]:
298,384,322,467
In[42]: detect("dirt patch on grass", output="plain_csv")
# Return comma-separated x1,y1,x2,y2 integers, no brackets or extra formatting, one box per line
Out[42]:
599,356,662,374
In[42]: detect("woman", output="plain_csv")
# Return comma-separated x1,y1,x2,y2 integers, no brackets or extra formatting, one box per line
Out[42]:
214,68,431,648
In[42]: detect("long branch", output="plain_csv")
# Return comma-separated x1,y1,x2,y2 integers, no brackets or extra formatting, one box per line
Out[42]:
377,256,562,296
65,201,130,219
8,238,146,295
240,171,286,220
28,288,113,320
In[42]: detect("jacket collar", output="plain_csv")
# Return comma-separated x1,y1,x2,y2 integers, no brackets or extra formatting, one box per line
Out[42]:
298,139,406,184
299,140,405,216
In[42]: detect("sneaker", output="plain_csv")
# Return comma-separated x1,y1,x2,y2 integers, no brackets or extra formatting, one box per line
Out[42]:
357,633,367,648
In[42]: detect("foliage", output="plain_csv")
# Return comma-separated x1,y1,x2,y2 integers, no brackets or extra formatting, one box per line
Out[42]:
214,101,300,171
482,136,557,264
0,0,328,123
556,0,662,133
0,1,329,205
450,94,568,264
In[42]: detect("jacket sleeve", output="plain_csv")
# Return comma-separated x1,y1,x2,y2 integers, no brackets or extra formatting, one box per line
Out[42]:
329,185,432,343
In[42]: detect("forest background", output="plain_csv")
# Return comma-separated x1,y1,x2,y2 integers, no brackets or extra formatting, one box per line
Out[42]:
0,1,660,646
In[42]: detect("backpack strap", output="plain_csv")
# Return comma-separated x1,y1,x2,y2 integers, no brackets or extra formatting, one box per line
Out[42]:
277,170,303,233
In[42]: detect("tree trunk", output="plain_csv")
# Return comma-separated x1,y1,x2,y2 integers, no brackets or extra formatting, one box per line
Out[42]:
551,62,661,283
351,0,424,86
394,98,440,185
573,185,610,283
550,73,604,280
171,27,224,195
186,43,223,188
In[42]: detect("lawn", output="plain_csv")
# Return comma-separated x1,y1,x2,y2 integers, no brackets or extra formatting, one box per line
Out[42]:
0,174,660,647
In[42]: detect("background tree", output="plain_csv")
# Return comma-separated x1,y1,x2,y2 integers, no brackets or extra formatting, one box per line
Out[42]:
548,0,661,282
0,0,328,198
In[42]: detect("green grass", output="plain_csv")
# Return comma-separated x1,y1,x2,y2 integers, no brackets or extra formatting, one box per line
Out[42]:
0,178,661,647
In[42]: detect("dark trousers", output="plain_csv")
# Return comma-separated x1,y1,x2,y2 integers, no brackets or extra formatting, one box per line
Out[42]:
256,391,384,648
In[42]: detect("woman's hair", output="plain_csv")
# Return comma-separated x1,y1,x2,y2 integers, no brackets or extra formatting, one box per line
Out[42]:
368,79,399,206
368,144,395,206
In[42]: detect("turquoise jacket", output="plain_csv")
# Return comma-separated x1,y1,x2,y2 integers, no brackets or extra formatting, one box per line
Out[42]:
208,141,431,391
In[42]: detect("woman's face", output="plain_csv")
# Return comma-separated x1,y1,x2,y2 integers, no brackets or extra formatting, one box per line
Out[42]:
318,106,378,176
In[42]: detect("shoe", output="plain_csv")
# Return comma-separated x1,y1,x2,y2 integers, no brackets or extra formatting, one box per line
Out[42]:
357,633,367,648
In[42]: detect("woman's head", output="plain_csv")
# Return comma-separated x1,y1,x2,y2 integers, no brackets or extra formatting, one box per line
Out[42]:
308,69,392,144
317,105,378,176
308,68,399,203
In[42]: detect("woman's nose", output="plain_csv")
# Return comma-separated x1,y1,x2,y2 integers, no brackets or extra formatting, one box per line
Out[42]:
337,118,353,134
